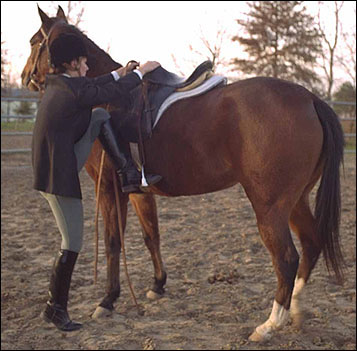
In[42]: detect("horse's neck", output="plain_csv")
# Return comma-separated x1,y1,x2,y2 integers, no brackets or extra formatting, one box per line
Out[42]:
86,43,121,77
89,58,120,77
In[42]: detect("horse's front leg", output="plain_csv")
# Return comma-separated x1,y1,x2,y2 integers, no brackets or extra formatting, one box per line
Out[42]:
130,193,167,300
92,175,129,318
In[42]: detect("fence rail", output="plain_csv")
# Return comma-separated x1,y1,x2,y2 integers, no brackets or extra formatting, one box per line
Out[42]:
1,97,356,154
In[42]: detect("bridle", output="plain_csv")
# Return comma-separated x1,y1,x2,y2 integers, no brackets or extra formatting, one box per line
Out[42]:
26,27,52,92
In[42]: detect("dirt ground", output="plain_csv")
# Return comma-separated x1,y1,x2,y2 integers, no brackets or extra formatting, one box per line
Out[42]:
1,145,356,350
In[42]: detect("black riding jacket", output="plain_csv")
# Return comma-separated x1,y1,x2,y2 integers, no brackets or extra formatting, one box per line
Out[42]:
32,72,141,199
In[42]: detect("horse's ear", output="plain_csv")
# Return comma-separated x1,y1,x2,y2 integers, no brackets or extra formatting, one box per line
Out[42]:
37,5,50,24
37,5,52,31
56,5,68,22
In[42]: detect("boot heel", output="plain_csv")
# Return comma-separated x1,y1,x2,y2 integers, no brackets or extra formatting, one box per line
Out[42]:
42,303,82,331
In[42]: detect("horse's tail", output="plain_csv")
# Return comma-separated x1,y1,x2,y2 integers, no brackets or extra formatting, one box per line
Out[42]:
313,97,346,284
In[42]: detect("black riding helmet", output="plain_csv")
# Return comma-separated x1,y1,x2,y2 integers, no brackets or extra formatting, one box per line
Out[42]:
49,33,87,68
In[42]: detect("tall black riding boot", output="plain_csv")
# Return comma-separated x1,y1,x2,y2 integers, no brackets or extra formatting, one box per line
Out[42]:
43,250,82,332
98,120,162,193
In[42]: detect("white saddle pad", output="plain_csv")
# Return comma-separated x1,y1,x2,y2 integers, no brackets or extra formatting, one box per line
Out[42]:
153,75,227,128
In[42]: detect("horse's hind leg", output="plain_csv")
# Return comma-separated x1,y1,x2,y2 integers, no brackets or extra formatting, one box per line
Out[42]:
289,193,322,327
130,193,167,300
249,204,299,342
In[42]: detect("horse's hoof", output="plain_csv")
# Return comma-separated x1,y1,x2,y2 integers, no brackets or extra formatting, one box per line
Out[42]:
146,290,162,300
92,306,112,319
248,330,270,342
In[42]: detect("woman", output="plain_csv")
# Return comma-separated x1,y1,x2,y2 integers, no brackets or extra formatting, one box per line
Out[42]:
32,33,161,331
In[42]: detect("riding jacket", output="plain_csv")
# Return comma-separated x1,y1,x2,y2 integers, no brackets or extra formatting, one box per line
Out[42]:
32,72,141,199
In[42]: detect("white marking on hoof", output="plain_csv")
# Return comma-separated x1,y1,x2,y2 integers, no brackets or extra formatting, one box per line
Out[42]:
91,306,113,319
146,290,162,300
249,329,269,342
291,278,305,328
249,300,289,342
291,309,304,329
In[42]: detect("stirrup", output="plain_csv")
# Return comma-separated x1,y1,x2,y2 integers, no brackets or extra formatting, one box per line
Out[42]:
140,174,162,188
117,169,162,193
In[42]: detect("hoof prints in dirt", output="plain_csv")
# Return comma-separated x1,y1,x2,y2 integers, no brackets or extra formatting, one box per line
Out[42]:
1,154,356,350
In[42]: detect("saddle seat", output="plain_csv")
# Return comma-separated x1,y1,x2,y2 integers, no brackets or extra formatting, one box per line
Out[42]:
144,60,214,92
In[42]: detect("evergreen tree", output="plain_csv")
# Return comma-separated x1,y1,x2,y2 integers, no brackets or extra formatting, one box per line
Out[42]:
332,81,356,119
231,1,322,88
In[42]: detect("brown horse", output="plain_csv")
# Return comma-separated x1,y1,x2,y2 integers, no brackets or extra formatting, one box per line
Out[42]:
22,6,345,341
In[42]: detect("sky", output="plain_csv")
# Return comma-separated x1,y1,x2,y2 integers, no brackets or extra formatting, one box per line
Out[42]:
1,1,356,88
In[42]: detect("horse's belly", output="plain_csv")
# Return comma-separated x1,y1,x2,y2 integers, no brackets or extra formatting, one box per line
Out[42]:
145,137,239,196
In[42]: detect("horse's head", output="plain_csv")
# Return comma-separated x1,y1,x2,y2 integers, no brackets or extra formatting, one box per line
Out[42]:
22,5,122,93
21,5,69,92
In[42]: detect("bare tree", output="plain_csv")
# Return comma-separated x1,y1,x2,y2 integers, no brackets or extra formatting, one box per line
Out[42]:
336,8,356,88
1,37,14,92
171,24,230,77
317,1,344,100
50,1,85,28
189,25,227,73
1,37,9,89
66,1,85,27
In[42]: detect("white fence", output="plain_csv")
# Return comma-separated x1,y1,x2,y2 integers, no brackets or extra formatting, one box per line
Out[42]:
1,96,39,154
1,96,356,154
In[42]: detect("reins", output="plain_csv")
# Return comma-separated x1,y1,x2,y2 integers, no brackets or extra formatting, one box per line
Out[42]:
94,150,106,284
112,169,140,311
94,152,139,312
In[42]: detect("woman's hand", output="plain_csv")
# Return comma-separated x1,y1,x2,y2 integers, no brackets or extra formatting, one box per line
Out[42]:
114,60,160,77
114,61,139,77
138,61,161,76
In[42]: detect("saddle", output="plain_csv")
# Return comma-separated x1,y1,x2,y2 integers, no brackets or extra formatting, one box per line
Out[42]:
110,60,224,145
131,61,213,142
144,60,213,91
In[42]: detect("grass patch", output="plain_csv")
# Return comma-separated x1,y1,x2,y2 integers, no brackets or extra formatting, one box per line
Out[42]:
1,120,35,132
345,138,356,152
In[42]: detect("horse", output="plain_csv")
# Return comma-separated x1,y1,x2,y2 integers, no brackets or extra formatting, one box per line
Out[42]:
22,5,345,342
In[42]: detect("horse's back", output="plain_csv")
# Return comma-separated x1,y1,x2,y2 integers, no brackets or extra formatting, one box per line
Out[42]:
144,77,323,197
